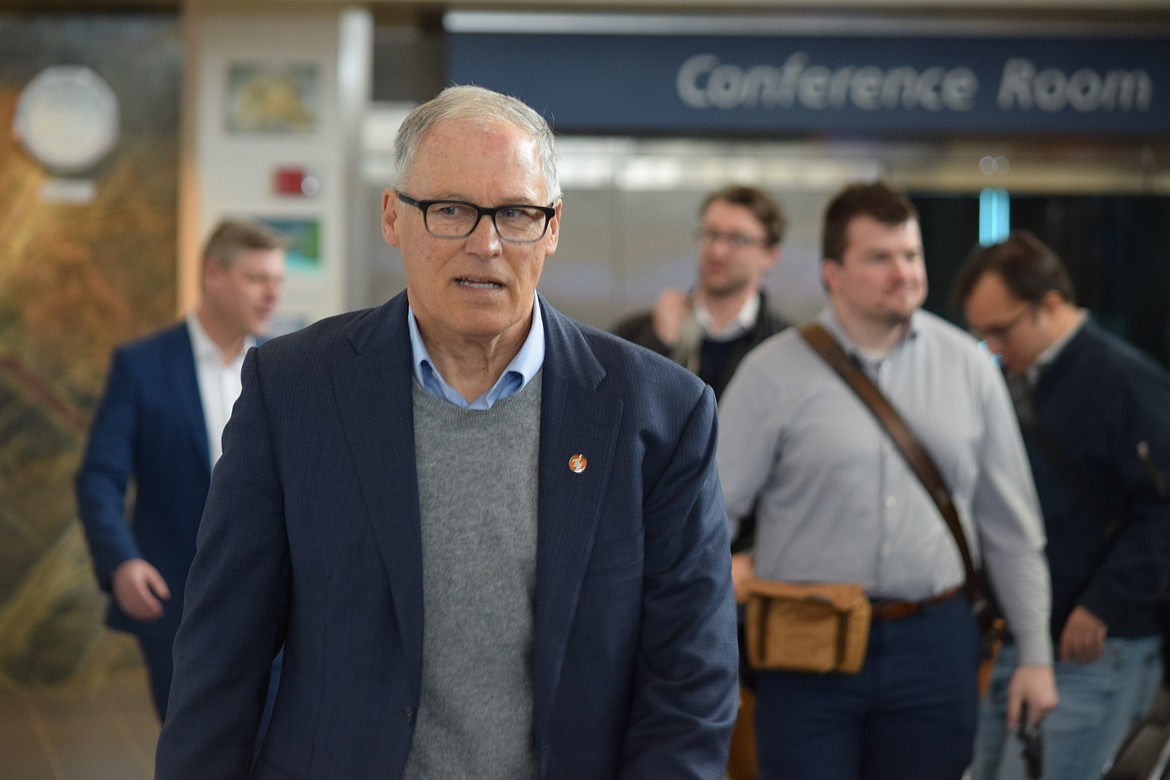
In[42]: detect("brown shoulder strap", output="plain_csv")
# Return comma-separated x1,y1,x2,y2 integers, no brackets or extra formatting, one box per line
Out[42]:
799,322,987,607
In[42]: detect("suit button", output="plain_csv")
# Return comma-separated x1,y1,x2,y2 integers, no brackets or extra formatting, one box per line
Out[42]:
403,707,415,723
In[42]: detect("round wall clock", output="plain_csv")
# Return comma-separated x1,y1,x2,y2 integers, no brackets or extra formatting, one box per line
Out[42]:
12,65,121,175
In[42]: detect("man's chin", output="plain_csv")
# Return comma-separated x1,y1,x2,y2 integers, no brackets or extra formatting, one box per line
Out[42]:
880,305,916,324
702,280,751,299
885,297,923,323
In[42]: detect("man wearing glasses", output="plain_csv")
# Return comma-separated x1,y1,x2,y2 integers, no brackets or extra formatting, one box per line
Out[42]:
957,230,1170,780
612,184,790,401
156,85,738,779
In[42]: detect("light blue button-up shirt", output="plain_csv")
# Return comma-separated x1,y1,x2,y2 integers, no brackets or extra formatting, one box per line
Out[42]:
408,295,545,410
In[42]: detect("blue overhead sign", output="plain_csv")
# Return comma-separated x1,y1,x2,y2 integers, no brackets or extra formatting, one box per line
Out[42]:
448,33,1168,137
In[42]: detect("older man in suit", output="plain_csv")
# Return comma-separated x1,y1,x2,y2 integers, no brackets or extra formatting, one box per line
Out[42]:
155,85,738,779
75,219,286,720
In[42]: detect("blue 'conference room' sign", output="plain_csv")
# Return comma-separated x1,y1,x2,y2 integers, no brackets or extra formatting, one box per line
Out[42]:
448,33,1169,137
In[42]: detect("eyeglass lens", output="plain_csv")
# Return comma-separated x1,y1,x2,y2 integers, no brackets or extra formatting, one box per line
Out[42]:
426,202,550,242
976,305,1032,341
698,229,765,249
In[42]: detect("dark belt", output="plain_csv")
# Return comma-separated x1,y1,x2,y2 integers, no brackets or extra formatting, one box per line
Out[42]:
870,586,963,621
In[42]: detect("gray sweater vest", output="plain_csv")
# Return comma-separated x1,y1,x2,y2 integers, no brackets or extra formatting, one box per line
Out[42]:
402,373,542,779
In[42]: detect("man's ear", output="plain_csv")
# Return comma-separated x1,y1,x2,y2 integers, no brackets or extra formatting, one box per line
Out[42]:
821,258,839,292
202,257,224,289
1039,289,1064,314
381,189,401,248
763,245,781,272
544,200,563,256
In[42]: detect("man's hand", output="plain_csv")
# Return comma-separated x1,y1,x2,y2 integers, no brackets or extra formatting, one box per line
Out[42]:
112,558,171,622
1005,664,1058,731
1059,605,1107,664
730,552,754,604
651,289,691,347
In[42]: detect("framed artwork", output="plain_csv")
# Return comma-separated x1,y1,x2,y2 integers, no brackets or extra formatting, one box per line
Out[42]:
226,62,319,134
258,216,321,273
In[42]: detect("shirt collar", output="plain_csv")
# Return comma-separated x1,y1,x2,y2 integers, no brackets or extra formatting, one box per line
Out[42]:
695,292,760,342
1027,308,1086,386
816,306,921,363
186,312,255,366
408,294,545,410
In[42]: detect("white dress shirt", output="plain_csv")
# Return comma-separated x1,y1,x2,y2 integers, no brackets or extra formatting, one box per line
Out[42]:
187,313,255,468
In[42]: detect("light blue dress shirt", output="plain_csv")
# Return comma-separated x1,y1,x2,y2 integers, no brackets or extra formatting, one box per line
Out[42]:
408,295,545,410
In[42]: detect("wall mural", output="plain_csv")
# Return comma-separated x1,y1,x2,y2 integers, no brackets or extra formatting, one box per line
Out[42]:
0,13,181,688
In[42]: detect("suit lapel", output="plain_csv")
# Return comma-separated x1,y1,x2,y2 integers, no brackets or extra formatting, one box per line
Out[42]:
167,323,212,484
327,295,623,723
331,295,424,691
532,300,623,739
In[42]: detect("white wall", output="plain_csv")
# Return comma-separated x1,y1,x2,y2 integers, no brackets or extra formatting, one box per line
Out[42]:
184,5,371,331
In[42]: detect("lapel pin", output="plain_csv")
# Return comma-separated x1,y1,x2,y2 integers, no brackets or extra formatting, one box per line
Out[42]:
568,454,587,474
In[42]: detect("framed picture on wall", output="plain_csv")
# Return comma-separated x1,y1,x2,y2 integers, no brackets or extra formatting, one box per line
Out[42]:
226,62,319,134
256,216,321,273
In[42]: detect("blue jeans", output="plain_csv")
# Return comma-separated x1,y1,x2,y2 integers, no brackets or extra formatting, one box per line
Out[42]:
971,636,1162,780
754,595,980,780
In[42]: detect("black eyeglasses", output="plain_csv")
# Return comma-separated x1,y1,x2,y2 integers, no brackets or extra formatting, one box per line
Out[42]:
970,304,1033,343
397,192,556,243
696,228,771,250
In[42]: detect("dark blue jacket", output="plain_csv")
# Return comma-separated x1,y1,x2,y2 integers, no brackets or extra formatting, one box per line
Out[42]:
611,290,789,401
1027,319,1170,640
75,322,211,644
156,292,739,779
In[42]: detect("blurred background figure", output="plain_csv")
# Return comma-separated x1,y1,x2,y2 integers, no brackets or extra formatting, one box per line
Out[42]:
74,219,287,720
612,183,791,778
611,183,790,401
957,230,1170,780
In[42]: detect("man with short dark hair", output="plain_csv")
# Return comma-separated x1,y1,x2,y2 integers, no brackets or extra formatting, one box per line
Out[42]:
76,218,286,719
155,85,738,779
718,182,1057,779
957,230,1170,780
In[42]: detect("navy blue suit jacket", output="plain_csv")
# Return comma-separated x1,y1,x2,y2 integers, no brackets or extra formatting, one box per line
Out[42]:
76,321,211,642
156,292,738,779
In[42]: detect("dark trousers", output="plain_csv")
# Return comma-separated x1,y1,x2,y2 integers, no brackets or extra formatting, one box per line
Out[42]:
136,631,174,721
754,595,981,780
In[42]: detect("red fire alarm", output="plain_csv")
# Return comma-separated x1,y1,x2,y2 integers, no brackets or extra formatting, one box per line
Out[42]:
273,166,319,197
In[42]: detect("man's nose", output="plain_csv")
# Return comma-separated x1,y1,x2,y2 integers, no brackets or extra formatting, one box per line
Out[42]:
465,214,502,253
